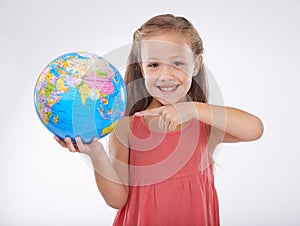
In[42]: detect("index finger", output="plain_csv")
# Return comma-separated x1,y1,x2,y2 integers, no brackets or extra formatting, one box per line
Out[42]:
65,137,79,152
134,108,162,117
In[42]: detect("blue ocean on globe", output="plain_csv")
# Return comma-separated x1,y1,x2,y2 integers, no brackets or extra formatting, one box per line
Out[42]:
34,52,127,143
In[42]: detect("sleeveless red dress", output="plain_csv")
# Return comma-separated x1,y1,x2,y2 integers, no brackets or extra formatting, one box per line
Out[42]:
113,116,220,226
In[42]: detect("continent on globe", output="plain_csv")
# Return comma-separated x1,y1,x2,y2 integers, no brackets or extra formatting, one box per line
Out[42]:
34,52,127,143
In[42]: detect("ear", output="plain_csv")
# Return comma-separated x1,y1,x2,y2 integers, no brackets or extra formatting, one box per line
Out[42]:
192,55,202,76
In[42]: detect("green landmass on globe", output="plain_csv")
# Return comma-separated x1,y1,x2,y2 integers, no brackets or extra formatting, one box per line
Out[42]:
34,52,127,143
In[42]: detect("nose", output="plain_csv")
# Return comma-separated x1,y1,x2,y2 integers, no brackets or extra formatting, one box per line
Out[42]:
159,63,175,80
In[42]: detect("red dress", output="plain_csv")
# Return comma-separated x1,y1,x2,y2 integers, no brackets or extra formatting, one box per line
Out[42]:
113,116,220,226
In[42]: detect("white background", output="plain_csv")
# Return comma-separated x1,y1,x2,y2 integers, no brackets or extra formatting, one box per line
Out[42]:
1,0,299,225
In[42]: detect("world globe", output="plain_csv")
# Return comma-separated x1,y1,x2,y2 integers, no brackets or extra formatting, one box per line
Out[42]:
34,52,127,143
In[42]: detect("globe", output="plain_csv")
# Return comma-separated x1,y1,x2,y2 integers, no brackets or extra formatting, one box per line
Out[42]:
34,52,127,143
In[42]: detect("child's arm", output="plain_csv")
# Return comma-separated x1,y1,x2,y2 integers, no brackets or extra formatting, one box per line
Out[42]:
91,132,129,209
192,102,263,142
54,121,130,209
135,102,263,143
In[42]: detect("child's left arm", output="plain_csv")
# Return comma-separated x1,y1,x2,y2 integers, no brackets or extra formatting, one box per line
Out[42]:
135,102,263,143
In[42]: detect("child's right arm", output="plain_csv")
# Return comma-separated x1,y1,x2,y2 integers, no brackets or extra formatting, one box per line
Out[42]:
89,134,129,209
54,118,130,209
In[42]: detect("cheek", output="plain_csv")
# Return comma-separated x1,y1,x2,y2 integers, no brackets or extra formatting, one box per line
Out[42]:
144,77,155,91
180,72,193,86
184,78,193,92
144,76,154,83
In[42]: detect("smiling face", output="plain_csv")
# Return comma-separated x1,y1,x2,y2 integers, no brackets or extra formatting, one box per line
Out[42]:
140,32,200,106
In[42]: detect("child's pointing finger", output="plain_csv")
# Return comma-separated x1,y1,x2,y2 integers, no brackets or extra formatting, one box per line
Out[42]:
134,108,161,116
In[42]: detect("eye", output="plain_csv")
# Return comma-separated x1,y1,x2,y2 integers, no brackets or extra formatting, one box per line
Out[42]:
173,61,184,67
147,63,159,68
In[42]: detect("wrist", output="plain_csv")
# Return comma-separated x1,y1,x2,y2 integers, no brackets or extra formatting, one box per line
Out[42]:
175,102,198,122
87,145,106,160
185,101,202,120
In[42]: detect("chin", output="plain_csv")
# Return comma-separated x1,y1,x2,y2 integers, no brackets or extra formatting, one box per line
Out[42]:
156,97,183,106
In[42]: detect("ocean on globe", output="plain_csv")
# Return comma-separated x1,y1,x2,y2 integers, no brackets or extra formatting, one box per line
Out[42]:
34,52,127,143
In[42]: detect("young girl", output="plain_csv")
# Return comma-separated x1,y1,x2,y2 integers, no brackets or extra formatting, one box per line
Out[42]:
55,14,263,226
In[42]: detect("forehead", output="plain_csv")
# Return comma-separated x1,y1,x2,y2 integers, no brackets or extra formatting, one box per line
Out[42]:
140,34,194,60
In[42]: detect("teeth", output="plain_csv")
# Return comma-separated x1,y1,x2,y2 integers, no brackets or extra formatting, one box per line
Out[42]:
159,86,177,92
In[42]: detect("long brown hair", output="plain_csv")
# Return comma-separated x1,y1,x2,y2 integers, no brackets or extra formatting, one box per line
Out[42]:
124,14,208,116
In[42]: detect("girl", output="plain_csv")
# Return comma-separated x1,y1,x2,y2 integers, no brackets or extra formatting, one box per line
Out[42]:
55,14,263,225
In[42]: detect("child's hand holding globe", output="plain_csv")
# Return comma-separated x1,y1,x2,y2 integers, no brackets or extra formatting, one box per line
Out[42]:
34,52,127,144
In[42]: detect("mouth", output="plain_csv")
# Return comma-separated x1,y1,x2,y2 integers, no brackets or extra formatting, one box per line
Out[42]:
156,85,179,93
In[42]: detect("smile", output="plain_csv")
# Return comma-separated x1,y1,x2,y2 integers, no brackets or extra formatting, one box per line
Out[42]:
157,85,179,93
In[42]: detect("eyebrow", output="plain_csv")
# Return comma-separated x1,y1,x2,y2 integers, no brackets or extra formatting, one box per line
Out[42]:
144,56,187,61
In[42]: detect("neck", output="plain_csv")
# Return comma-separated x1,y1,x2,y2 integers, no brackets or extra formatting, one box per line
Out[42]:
147,96,188,110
